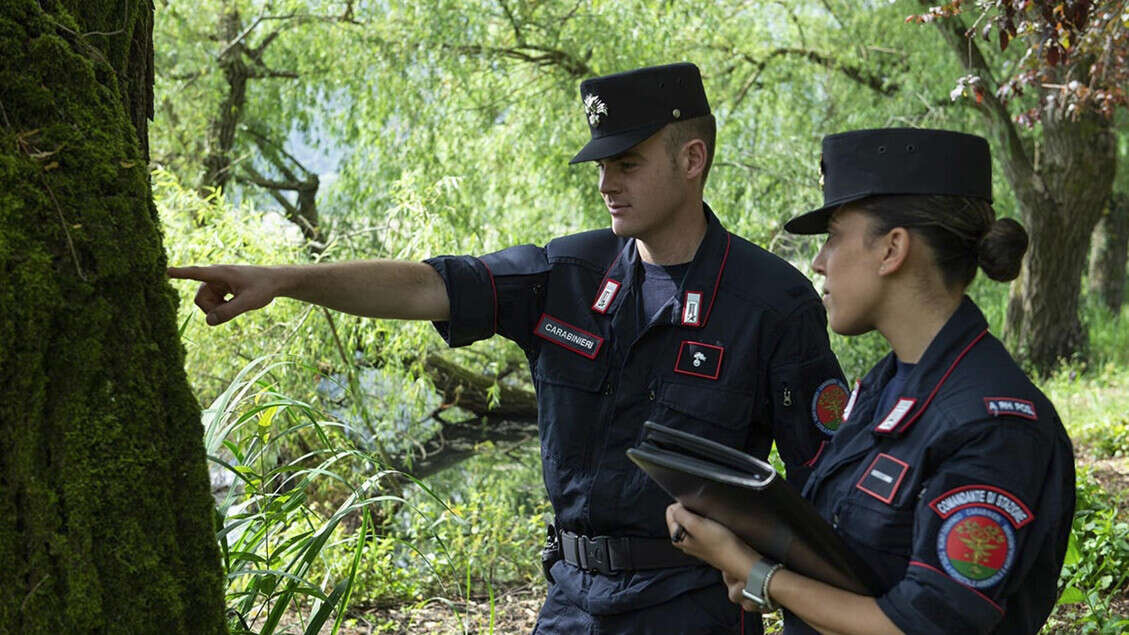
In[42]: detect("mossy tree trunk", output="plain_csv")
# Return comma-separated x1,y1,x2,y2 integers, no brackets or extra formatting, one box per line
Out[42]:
0,0,227,631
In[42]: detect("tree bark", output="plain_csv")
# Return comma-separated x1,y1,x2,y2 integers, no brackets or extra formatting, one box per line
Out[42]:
0,1,226,631
1088,194,1129,313
1004,111,1116,369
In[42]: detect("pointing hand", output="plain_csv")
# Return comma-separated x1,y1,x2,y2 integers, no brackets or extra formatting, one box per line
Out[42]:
167,265,278,326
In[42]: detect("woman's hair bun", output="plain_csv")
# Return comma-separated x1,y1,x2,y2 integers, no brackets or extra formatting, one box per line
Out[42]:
977,217,1028,282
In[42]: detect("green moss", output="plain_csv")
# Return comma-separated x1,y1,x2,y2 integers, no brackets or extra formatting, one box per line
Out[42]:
1,0,226,631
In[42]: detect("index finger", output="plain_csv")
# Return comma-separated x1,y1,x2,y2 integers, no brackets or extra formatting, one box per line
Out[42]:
167,265,219,282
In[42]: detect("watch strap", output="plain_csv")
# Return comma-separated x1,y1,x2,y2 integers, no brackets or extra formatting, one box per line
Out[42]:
741,557,783,612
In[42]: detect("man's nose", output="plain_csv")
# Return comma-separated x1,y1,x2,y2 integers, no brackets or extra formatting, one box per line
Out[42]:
599,168,619,195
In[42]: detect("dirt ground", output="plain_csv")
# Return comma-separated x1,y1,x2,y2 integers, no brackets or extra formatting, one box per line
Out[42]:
339,585,543,634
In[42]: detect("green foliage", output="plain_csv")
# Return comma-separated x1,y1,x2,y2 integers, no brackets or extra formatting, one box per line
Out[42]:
205,356,399,634
199,352,548,632
325,443,548,608
1047,468,1129,634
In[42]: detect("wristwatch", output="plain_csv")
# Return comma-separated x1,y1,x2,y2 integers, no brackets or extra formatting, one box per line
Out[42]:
742,557,784,612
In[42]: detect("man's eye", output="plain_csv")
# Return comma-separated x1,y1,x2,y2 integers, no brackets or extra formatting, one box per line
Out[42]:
620,162,637,169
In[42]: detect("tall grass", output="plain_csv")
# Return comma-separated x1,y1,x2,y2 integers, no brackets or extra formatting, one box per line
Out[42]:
205,357,402,634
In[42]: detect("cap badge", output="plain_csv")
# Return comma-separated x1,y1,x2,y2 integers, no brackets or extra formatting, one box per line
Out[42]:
583,93,608,127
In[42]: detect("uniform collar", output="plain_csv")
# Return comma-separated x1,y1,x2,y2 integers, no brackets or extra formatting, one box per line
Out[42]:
590,202,731,329
867,296,989,438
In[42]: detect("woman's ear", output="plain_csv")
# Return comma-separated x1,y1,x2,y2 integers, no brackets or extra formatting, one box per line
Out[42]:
877,227,910,276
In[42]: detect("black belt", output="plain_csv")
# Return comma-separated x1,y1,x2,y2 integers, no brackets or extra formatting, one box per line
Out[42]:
557,529,700,576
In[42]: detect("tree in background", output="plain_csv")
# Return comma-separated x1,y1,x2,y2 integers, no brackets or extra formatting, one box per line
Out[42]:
0,0,226,630
1088,118,1128,313
914,0,1127,371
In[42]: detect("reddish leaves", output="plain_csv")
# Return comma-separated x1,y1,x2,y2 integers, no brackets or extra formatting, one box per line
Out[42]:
911,1,1128,123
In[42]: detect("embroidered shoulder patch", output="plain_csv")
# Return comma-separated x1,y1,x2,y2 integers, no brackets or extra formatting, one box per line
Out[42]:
811,379,849,434
937,508,1016,589
929,485,1033,528
984,397,1037,421
534,314,604,359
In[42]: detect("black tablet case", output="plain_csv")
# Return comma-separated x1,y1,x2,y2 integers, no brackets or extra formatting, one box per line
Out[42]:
627,421,881,594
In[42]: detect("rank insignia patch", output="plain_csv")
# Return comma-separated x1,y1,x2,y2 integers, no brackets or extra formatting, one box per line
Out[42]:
812,379,849,434
841,379,861,424
937,508,1016,589
674,341,723,380
984,397,1038,421
591,279,620,314
681,291,703,326
534,314,604,359
855,453,909,503
874,397,916,434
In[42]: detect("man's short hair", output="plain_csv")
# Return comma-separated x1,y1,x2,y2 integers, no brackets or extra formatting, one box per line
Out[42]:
663,114,717,189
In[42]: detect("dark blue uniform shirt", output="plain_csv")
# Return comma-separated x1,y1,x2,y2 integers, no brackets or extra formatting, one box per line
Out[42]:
426,205,845,619
794,297,1075,634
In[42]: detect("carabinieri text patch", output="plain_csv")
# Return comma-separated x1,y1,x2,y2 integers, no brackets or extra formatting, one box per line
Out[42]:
535,314,604,359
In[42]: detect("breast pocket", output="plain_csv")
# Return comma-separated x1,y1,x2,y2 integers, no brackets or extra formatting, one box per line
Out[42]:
531,340,611,460
838,497,915,558
650,379,757,450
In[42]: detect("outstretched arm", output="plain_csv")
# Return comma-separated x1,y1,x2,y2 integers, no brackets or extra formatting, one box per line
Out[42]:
665,503,902,635
167,260,450,325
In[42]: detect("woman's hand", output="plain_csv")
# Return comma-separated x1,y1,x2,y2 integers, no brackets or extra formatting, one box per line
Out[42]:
723,570,763,613
665,503,760,581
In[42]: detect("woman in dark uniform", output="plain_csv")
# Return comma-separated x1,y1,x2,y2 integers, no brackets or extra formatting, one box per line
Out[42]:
665,128,1075,634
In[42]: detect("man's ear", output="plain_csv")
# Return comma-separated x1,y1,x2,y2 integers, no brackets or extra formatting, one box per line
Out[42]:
681,138,707,182
877,227,910,276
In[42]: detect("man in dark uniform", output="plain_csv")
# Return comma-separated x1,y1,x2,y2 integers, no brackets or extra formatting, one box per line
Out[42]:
170,63,846,633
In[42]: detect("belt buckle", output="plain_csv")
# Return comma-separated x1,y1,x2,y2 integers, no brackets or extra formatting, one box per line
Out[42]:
579,535,612,575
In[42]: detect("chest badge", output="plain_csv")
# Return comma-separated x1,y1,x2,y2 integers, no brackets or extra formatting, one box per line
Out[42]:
681,291,703,326
534,313,604,359
855,453,909,504
674,340,723,380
